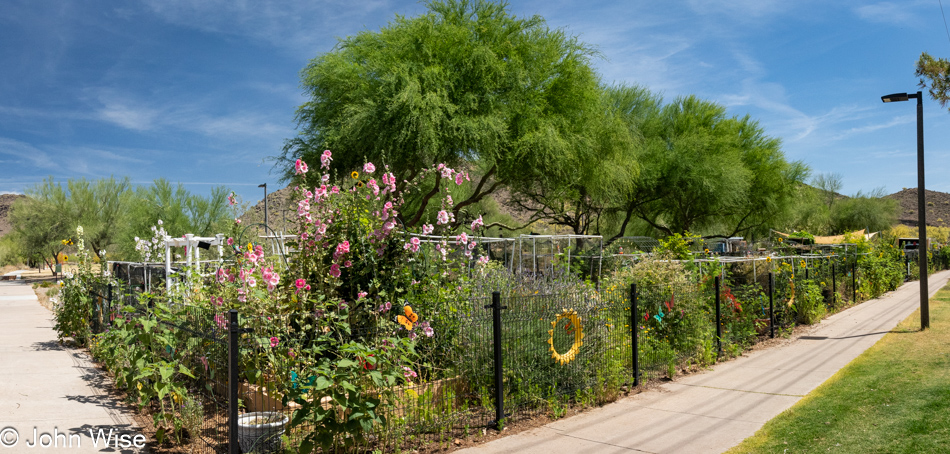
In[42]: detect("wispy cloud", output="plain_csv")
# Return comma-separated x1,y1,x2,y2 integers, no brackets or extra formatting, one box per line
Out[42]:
139,0,405,56
686,0,799,19
829,114,915,140
853,1,928,24
0,137,61,172
96,95,159,131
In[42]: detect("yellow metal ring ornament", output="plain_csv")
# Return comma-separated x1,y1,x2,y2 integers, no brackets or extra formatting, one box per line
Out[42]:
548,309,584,365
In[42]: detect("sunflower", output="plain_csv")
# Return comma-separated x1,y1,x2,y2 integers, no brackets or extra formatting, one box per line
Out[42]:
356,181,364,188
351,171,359,179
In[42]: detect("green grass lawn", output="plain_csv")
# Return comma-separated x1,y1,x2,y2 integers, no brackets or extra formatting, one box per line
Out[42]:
726,284,950,454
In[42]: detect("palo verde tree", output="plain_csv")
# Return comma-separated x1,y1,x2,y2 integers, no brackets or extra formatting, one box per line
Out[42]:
612,94,807,239
279,0,626,229
503,84,638,236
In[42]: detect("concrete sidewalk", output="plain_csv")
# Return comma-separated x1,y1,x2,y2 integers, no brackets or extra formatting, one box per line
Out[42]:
0,281,143,453
458,270,950,454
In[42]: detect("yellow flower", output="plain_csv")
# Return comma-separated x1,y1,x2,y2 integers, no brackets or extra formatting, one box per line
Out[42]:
247,243,253,251
351,171,359,179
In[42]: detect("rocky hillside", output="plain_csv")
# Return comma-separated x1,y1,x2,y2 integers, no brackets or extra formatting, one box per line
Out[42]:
238,186,298,237
886,188,950,228
0,193,26,238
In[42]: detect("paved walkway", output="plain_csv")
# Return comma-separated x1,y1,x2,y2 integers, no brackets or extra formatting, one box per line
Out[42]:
0,281,143,453
458,270,950,454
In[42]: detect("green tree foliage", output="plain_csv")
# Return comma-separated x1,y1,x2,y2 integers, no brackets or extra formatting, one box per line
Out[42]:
504,85,638,235
9,179,71,271
10,177,231,263
916,52,950,109
611,93,807,239
781,174,898,235
279,0,619,228
117,179,231,258
65,176,133,260
829,189,897,234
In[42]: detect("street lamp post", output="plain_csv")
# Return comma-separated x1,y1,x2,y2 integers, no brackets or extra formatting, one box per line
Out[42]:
258,183,268,235
881,91,929,329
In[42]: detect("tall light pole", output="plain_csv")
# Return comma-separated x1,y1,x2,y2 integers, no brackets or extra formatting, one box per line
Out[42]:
881,91,929,329
258,183,268,235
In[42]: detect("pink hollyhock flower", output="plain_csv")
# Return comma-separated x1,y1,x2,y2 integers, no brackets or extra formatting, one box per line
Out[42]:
215,314,227,330
269,337,279,348
227,192,236,206
402,366,418,380
321,149,332,169
468,240,477,250
295,158,308,174
471,215,484,231
457,232,468,245
436,211,449,225
295,279,307,289
343,260,352,268
336,241,350,254
368,179,379,196
247,276,257,287
227,237,234,246
364,162,376,173
477,255,490,266
235,218,241,224
330,263,341,278
422,224,434,235
358,291,368,299
237,289,247,303
455,173,464,185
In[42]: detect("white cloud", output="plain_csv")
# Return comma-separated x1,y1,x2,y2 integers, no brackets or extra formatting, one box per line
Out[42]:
853,1,927,24
139,0,406,56
0,137,60,172
686,0,797,19
830,114,915,140
96,97,159,131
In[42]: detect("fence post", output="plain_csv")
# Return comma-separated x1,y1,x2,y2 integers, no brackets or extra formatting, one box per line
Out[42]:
106,282,113,327
228,309,240,454
486,291,506,430
851,256,858,304
91,286,101,334
832,262,837,308
631,283,639,387
715,275,722,358
769,272,775,339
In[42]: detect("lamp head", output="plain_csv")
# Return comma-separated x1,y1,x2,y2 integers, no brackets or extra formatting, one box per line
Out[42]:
881,93,910,103
258,183,267,188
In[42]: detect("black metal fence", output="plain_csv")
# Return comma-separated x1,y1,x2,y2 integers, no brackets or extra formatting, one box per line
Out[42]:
81,253,888,452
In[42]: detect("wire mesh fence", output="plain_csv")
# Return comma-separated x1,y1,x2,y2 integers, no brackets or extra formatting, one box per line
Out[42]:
76,251,922,452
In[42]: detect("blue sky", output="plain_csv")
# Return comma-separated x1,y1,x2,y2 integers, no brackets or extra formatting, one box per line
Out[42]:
2,0,950,205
